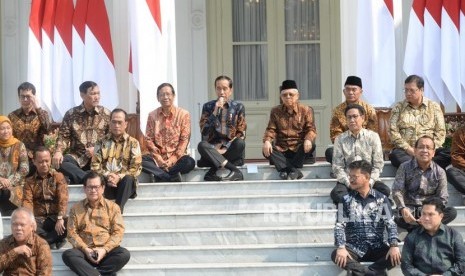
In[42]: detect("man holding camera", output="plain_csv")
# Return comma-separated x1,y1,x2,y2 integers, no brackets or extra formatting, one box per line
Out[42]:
62,171,130,276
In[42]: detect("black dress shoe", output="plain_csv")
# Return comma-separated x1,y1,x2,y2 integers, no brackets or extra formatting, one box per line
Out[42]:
170,172,183,182
288,169,303,180
204,168,222,181
222,170,243,181
279,171,288,180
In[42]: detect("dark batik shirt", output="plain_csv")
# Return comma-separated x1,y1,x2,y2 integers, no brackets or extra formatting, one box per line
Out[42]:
401,224,465,275
8,107,52,159
23,170,69,218
199,99,246,147
56,103,110,167
334,188,398,257
0,234,52,275
392,159,448,209
263,103,316,152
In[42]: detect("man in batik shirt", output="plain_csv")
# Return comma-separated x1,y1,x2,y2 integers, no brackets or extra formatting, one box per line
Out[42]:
0,208,52,275
325,76,377,163
91,108,142,213
392,135,456,231
262,80,316,180
52,81,111,184
330,104,389,204
198,75,246,181
23,147,69,249
62,171,130,276
142,83,195,182
8,82,52,175
332,160,400,276
389,75,449,168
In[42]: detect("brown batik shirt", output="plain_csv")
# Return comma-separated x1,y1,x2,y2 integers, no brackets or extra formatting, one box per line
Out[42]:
0,233,52,275
55,103,110,167
263,103,317,152
329,100,378,143
22,170,69,219
67,197,125,253
8,107,52,159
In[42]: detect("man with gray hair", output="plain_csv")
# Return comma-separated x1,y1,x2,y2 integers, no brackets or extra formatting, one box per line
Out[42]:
0,207,52,275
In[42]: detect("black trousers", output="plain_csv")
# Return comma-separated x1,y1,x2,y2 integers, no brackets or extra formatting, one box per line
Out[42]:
59,155,89,185
447,166,465,194
142,155,195,181
104,175,136,214
62,246,130,276
197,138,245,168
330,181,391,204
395,205,457,231
389,147,451,169
36,216,67,244
331,245,393,276
0,189,17,216
265,144,316,172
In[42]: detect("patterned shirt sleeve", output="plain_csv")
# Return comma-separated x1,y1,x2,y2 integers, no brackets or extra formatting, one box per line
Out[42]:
431,101,446,148
21,178,34,211
370,132,384,181
329,106,345,143
451,126,465,171
436,166,449,205
392,163,407,208
389,102,410,150
91,140,105,175
55,172,69,217
55,109,72,153
37,108,52,145
400,231,424,275
67,202,90,251
364,104,378,133
0,239,19,271
35,236,53,276
332,135,349,186
8,142,29,186
103,203,125,253
125,138,142,178
171,110,191,164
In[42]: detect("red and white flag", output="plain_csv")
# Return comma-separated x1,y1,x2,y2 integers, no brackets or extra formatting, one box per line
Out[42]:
129,0,177,133
52,0,74,119
79,0,118,110
27,0,45,106
356,0,396,107
441,0,461,109
460,0,465,109
40,0,57,118
72,0,88,106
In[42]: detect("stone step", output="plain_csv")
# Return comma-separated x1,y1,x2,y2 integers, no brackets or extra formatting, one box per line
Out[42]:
137,161,398,183
67,178,395,200
50,243,346,266
51,262,404,276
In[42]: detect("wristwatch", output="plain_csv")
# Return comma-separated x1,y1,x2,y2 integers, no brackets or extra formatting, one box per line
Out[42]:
390,241,399,247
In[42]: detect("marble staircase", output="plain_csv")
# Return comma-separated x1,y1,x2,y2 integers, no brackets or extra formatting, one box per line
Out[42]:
2,162,464,275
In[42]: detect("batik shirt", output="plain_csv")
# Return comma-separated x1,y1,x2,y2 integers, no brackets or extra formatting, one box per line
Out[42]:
390,97,445,150
451,126,465,171
0,142,29,186
199,99,246,147
332,129,384,186
329,100,377,143
145,106,190,169
402,224,465,275
23,170,69,219
91,133,142,179
392,158,448,208
263,103,316,152
56,103,110,167
334,189,398,257
67,197,125,252
0,233,52,275
8,107,52,159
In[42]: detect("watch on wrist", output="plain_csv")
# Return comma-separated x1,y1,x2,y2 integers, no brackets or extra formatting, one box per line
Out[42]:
390,242,399,247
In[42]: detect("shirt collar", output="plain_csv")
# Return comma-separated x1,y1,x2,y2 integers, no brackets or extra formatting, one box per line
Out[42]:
33,170,54,180
19,107,38,116
84,196,106,208
412,158,434,171
7,233,35,247
78,102,100,114
110,132,129,143
419,223,445,235
280,103,299,114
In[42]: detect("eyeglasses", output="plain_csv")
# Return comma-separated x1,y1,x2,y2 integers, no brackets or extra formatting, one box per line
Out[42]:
19,95,32,101
348,175,363,181
281,92,298,98
343,87,360,93
85,185,102,191
346,114,360,120
158,92,174,98
416,145,434,151
403,88,419,94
